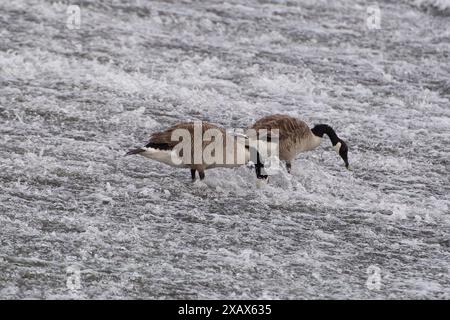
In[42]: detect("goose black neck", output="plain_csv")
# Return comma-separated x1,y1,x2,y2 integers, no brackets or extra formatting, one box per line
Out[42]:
246,145,268,179
255,150,268,180
311,124,339,145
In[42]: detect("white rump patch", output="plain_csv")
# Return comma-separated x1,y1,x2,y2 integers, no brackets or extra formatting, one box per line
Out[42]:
140,147,186,168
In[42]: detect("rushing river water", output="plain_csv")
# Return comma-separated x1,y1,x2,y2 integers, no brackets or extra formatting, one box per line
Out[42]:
0,0,449,299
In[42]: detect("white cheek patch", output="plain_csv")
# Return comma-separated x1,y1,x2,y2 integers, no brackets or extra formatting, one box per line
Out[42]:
333,142,341,153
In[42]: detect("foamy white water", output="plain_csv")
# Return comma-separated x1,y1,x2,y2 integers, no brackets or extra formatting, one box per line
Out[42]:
0,0,449,299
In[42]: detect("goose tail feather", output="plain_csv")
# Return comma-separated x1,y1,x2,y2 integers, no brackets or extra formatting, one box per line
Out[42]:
125,148,145,156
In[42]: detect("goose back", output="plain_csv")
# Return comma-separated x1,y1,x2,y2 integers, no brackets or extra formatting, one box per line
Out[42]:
251,114,321,161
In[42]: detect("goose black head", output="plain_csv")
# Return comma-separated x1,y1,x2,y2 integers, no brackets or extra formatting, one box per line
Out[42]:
333,139,349,170
311,124,350,170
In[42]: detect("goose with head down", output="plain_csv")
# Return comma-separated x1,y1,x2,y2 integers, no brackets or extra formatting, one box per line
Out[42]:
250,114,349,173
126,121,267,181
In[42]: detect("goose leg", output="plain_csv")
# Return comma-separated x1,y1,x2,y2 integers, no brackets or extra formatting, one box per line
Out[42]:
198,170,205,180
190,169,196,181
286,161,292,174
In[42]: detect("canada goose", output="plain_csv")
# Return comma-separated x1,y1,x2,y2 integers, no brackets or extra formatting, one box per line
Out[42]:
126,121,267,180
250,114,349,173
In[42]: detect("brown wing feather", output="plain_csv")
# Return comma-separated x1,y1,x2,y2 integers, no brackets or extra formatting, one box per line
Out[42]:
148,122,226,149
251,114,310,143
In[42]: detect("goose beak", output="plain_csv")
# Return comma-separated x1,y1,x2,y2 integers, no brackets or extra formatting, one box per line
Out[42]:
344,161,350,170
